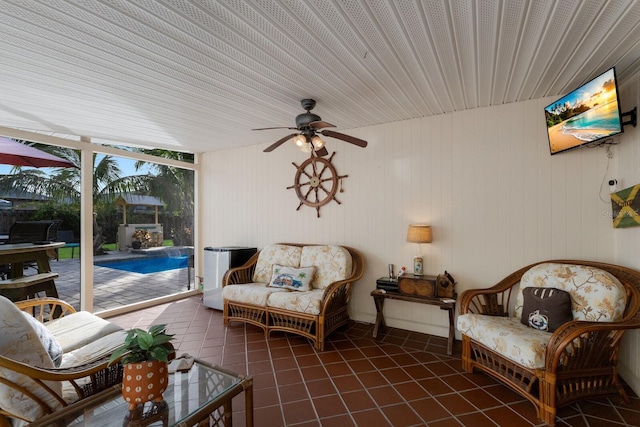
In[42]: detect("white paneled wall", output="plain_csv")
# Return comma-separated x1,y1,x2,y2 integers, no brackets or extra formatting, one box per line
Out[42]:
614,71,640,395
200,91,640,392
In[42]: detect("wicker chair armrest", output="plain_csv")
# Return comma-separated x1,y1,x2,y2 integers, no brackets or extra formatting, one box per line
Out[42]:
0,353,123,416
546,317,640,372
458,285,515,316
222,252,259,286
320,278,351,302
0,354,114,382
14,298,76,321
222,265,256,286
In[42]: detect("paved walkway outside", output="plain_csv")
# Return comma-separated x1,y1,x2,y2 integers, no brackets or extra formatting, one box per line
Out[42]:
50,250,195,312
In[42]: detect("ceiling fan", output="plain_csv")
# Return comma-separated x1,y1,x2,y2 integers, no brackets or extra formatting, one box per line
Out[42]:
253,99,368,156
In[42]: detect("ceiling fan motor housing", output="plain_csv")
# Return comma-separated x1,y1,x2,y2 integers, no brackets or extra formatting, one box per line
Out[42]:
296,98,321,129
296,112,322,129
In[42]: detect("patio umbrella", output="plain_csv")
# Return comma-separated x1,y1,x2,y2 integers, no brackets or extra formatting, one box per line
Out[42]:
0,136,77,168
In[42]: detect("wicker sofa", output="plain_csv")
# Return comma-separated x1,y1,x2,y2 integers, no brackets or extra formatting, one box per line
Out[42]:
457,260,640,426
0,297,126,426
222,243,364,350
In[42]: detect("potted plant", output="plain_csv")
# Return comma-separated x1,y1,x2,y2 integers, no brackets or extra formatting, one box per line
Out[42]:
109,324,175,409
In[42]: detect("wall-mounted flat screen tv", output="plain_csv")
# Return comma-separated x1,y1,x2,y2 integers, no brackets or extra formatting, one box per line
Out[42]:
545,67,623,155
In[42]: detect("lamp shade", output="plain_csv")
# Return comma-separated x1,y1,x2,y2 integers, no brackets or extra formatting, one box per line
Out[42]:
292,134,306,147
406,224,432,243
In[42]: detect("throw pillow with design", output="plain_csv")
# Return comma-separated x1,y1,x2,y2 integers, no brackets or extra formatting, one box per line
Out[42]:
521,287,573,332
269,265,315,291
21,312,64,367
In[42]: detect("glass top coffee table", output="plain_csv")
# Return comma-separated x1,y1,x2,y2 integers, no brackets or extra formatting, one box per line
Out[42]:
31,356,253,427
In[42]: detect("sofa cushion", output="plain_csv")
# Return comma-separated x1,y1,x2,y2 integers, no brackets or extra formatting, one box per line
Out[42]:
457,313,550,369
253,244,302,284
59,330,128,368
514,263,627,322
45,310,124,353
267,289,324,315
520,287,573,332
223,282,289,306
269,265,315,291
21,311,64,367
0,296,63,422
300,245,352,290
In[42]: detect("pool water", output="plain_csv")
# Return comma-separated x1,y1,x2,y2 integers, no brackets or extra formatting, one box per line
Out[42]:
95,256,189,274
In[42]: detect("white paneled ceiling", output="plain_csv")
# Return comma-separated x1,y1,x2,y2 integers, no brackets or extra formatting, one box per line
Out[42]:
1,0,640,153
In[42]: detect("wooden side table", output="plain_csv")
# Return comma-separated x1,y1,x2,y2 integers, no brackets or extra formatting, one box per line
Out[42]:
371,288,456,355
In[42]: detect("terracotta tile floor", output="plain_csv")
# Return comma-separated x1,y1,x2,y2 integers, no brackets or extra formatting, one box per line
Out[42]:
110,296,640,426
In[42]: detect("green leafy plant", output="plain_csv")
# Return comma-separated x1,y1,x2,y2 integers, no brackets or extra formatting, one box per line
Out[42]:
109,324,175,365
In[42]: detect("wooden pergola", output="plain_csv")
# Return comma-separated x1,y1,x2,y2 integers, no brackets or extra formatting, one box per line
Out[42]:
115,194,164,225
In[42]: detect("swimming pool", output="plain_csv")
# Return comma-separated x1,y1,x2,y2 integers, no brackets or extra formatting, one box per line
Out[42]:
95,256,189,274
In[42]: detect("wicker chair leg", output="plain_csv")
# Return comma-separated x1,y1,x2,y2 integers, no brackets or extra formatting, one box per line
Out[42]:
223,303,230,326
540,372,557,427
541,405,556,426
613,367,631,404
461,335,473,372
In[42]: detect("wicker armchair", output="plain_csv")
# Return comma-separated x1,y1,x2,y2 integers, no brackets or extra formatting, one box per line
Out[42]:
457,260,640,426
223,243,364,350
0,298,124,425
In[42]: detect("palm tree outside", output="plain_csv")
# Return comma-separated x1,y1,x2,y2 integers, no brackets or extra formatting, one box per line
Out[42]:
0,141,194,254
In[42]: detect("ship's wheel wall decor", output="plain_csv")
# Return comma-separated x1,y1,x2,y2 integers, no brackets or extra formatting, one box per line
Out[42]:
287,151,347,217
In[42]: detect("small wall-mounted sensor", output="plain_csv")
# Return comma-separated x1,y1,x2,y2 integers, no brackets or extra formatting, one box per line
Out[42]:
609,179,618,192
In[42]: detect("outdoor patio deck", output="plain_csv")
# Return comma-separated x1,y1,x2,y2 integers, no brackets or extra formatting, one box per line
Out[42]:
50,250,194,312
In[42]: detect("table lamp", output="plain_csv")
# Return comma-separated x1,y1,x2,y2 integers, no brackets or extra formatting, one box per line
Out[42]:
406,224,432,275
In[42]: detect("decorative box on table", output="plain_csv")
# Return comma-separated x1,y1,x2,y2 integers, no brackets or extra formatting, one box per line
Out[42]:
397,274,437,298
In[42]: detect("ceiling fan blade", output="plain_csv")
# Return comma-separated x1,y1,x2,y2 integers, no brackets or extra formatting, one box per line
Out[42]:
309,121,335,130
263,133,299,152
320,130,368,148
252,126,297,131
314,146,329,157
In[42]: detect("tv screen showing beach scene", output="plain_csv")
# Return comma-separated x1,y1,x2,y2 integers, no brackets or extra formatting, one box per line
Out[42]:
545,67,623,155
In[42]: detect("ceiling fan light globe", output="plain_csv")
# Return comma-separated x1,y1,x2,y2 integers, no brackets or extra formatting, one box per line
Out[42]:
300,142,313,153
292,134,306,147
311,135,325,149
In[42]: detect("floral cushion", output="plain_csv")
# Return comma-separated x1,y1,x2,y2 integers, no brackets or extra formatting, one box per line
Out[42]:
457,314,550,369
514,263,627,322
222,282,288,306
268,289,324,315
269,265,315,291
0,296,63,422
252,244,302,284
300,245,352,289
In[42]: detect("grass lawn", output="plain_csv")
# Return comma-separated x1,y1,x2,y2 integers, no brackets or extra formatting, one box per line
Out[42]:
56,240,175,260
